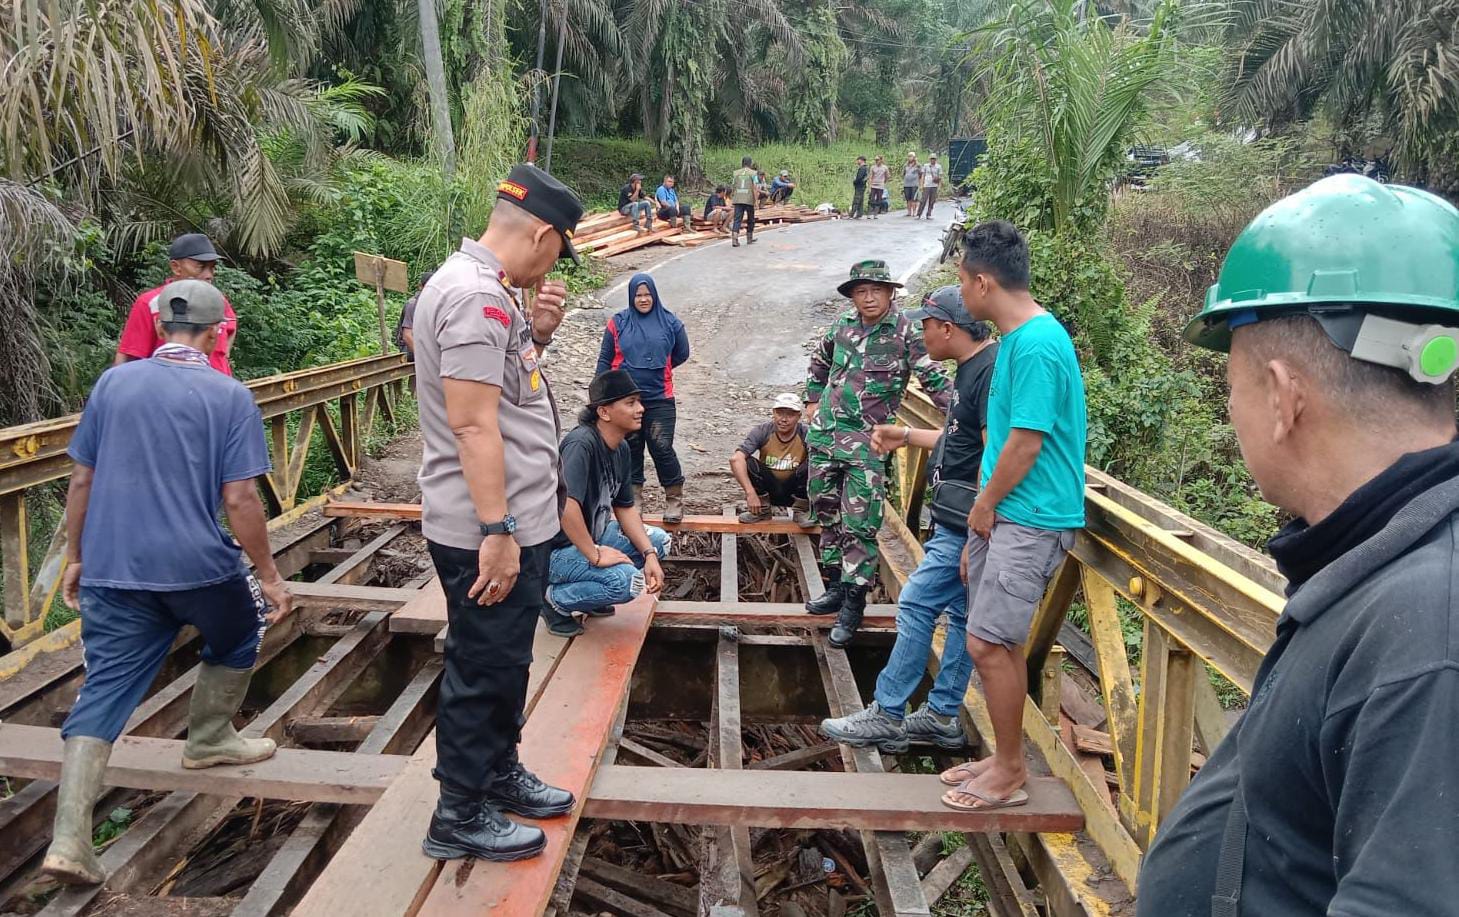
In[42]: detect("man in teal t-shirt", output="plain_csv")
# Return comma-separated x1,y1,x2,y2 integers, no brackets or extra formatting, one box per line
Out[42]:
936,220,1086,815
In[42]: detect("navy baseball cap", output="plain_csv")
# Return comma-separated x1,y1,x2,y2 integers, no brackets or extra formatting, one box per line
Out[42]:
496,164,585,265
168,233,220,262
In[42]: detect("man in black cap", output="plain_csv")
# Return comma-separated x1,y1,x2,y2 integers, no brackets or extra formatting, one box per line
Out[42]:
542,369,668,636
115,233,238,376
413,164,584,863
44,279,291,886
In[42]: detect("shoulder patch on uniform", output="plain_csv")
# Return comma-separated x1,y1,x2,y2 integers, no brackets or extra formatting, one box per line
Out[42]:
482,305,511,328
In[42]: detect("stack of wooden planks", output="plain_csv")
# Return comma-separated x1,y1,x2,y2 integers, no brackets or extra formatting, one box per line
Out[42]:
574,203,834,258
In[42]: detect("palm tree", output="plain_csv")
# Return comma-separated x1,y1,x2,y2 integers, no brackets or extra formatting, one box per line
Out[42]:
972,0,1178,233
1221,0,1459,181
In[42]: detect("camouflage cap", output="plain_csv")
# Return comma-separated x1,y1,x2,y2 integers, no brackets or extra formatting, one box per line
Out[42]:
837,259,904,298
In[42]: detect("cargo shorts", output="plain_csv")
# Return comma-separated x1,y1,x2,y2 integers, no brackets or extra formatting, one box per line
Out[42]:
965,518,1076,648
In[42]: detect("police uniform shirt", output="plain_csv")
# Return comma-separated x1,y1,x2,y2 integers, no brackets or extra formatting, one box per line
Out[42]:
414,238,561,549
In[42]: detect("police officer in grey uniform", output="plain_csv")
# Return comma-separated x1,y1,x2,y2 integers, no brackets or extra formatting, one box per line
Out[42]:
413,164,584,862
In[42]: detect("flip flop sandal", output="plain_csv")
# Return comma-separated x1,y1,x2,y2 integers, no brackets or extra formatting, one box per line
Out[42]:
940,783,1029,812
939,760,989,786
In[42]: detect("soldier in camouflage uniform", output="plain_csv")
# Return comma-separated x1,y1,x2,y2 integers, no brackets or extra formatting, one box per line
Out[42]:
804,260,953,647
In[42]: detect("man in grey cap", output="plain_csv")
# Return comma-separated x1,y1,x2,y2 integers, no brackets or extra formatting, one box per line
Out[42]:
413,163,582,864
116,233,238,376
43,279,292,886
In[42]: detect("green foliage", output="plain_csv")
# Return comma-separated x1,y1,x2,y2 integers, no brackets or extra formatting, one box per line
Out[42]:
775,2,848,145
92,807,132,848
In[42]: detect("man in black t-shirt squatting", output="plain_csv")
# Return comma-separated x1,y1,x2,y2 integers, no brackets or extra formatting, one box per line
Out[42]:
543,370,669,637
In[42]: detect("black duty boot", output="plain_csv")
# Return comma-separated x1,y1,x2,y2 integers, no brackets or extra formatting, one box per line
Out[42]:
829,585,869,648
422,784,546,862
487,755,576,818
805,569,846,615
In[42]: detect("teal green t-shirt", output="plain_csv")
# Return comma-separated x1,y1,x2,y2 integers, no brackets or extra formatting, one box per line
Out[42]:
979,312,1087,529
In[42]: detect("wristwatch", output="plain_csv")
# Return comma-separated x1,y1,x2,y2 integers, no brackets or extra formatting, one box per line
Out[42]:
479,515,517,537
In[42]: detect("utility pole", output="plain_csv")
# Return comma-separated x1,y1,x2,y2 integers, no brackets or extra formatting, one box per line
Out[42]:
417,0,456,178
544,1,568,172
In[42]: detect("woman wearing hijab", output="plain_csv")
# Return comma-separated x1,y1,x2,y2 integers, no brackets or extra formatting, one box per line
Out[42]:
597,273,691,522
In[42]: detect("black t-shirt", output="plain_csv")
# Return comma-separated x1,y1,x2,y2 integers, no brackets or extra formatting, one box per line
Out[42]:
929,342,998,489
704,193,727,220
853,164,869,187
552,424,634,549
618,184,646,210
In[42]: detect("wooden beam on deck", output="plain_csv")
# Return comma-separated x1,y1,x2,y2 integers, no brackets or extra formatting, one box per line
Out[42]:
654,601,895,628
584,767,1082,833
322,501,820,535
0,724,405,804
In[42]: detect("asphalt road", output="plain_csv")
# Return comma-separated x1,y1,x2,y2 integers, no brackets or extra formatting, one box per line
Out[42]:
546,210,953,510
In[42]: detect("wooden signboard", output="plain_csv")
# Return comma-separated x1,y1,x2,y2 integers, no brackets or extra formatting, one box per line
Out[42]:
353,252,410,352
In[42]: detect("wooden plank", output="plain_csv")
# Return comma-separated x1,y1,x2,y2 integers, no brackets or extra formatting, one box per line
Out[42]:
721,507,740,602
313,523,406,587
578,857,698,917
290,581,421,611
0,724,405,803
286,715,381,745
292,621,574,917
654,601,895,628
619,736,685,769
813,634,932,917
792,534,823,599
919,845,975,906
574,876,676,917
233,659,443,917
700,621,759,916
584,767,1083,833
388,577,446,634
746,742,841,771
322,501,823,535
418,593,656,914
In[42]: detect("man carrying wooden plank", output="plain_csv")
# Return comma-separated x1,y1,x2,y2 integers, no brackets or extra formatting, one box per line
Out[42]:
412,164,581,862
1141,175,1459,915
803,260,953,648
42,280,294,886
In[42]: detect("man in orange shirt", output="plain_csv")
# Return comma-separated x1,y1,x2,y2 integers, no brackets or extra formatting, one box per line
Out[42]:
115,234,237,376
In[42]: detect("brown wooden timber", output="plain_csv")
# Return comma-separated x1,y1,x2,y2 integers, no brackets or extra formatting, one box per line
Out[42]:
418,592,656,914
654,600,895,627
0,723,405,803
387,578,447,634
286,715,382,745
584,767,1082,832
323,500,822,535
289,581,422,611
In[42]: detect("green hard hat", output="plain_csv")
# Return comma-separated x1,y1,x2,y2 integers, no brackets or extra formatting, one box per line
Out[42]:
1184,174,1459,352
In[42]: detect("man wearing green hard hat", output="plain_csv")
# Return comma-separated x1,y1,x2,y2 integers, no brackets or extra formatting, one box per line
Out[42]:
1139,173,1459,914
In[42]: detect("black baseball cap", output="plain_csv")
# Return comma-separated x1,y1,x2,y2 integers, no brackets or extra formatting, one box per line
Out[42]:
168,233,220,262
906,285,987,335
496,164,585,266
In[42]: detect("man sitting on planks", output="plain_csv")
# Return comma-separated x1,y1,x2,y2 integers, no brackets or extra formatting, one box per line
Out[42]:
730,392,815,526
542,370,669,636
820,286,998,754
42,280,295,886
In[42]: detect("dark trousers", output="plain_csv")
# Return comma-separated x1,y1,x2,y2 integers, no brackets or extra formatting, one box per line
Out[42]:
657,203,692,223
851,185,866,218
746,455,808,507
769,187,793,204
430,538,552,795
63,574,266,743
628,398,684,488
732,203,755,237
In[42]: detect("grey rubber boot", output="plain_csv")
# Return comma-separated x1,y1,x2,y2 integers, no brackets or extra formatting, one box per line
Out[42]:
820,701,908,753
738,496,772,524
182,663,277,769
791,498,814,528
904,703,969,748
41,737,111,885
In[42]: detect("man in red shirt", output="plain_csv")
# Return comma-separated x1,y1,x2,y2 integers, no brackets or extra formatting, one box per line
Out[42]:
115,234,237,376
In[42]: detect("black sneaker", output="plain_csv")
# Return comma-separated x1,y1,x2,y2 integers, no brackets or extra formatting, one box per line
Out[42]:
487,762,575,818
583,606,616,618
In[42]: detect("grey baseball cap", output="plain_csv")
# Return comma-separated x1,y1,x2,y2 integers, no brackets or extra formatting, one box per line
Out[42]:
157,280,227,325
906,285,986,335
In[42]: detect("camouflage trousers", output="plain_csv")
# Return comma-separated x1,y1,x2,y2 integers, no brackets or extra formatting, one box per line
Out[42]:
807,448,885,587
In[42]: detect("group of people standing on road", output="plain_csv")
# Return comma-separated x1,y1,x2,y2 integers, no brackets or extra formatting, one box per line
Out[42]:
852,150,944,220
42,150,1459,915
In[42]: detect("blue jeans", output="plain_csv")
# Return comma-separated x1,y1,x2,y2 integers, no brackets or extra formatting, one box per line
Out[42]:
620,201,654,229
546,522,671,614
873,525,974,718
63,573,266,742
